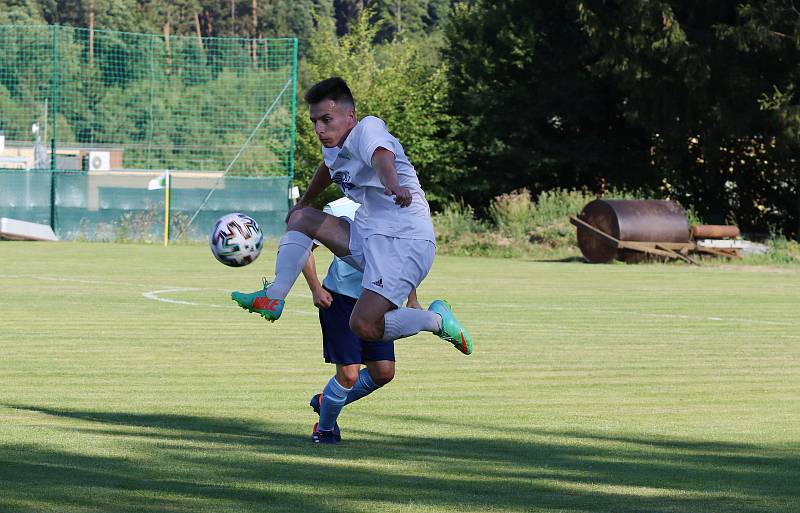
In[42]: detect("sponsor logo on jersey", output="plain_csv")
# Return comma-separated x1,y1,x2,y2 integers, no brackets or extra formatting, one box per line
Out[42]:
332,170,354,191
371,278,383,288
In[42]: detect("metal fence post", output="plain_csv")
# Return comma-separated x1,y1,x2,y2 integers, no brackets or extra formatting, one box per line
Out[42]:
49,26,59,232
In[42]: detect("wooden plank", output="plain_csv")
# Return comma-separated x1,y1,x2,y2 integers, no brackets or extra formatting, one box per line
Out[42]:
655,243,699,265
650,242,696,251
619,240,686,260
569,216,621,245
694,246,741,258
618,241,696,251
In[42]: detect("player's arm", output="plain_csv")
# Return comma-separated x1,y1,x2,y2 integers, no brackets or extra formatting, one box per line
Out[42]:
287,162,332,222
301,246,333,309
372,147,411,207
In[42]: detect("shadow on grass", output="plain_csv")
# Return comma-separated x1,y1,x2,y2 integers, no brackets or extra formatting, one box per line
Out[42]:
530,256,587,263
1,404,797,513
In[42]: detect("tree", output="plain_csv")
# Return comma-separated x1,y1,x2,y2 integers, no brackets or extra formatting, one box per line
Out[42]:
443,0,651,211
333,0,453,41
373,0,429,41
0,0,45,24
38,0,153,33
578,0,800,235
296,9,456,207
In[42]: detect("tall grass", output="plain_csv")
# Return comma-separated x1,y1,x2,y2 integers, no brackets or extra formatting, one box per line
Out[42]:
432,201,487,246
433,188,599,258
432,187,797,263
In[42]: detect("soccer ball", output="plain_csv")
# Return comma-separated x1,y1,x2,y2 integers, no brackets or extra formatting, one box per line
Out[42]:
209,213,263,267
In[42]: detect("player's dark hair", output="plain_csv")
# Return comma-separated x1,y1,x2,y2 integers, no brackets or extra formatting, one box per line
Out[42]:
304,77,355,108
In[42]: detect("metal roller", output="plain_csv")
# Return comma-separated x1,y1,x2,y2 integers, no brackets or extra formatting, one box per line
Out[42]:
691,225,740,239
576,199,690,263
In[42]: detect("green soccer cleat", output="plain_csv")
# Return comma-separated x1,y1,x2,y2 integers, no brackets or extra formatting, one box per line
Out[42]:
231,278,285,322
428,299,473,355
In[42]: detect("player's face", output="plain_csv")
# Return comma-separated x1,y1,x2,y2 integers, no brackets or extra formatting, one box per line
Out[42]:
309,99,356,148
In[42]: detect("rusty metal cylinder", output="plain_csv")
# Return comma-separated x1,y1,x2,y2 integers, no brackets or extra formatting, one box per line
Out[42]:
576,199,690,263
691,224,740,239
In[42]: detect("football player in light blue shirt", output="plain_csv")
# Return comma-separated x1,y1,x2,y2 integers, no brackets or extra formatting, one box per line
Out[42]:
301,197,421,444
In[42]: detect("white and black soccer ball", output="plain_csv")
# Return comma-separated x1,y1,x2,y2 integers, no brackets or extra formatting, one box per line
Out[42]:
209,213,264,267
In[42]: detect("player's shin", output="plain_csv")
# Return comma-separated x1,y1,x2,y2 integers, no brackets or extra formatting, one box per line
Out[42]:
319,376,352,432
381,308,441,341
268,230,313,299
344,368,381,405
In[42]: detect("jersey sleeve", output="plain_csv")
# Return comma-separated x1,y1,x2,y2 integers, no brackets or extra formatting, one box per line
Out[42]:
356,116,397,167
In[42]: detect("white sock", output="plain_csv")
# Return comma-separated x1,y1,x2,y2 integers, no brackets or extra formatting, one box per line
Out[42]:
381,308,442,342
267,231,313,299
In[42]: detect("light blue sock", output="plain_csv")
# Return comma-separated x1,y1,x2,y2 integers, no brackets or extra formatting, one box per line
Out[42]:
318,376,351,432
344,368,381,406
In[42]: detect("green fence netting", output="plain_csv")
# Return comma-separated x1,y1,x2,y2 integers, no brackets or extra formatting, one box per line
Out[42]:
0,169,291,241
0,25,297,240
0,24,298,175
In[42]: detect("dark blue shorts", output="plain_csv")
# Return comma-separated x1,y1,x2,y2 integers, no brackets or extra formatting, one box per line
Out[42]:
319,288,395,365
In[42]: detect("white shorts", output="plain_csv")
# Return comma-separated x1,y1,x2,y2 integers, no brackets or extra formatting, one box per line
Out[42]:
341,221,435,307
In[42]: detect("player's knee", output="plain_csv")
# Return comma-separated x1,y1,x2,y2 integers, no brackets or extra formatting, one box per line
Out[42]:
349,316,368,339
371,367,394,386
286,206,315,232
337,370,358,389
349,316,382,341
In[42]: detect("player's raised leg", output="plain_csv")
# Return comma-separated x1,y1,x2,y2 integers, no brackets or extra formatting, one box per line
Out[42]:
350,290,472,355
231,207,353,321
348,236,473,355
427,299,473,355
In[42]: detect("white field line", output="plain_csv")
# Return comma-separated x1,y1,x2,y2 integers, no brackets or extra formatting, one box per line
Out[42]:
1,274,793,325
141,288,235,309
0,273,316,314
141,288,318,315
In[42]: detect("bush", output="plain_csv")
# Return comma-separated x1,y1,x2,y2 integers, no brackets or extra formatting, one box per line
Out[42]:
533,189,597,226
434,187,799,264
484,188,600,249
433,188,597,258
434,187,694,258
735,235,800,265
113,207,159,243
488,189,534,239
528,189,597,248
432,201,486,245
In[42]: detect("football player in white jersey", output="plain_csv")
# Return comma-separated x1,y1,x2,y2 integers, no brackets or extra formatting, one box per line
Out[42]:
232,77,472,377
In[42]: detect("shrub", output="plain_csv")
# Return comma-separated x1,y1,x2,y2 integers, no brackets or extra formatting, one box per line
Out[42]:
432,201,486,245
533,189,596,226
488,189,534,239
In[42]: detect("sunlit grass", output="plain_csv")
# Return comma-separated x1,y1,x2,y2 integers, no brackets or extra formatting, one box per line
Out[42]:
1,241,798,512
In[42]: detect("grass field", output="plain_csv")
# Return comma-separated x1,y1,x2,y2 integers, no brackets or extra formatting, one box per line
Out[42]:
1,241,799,513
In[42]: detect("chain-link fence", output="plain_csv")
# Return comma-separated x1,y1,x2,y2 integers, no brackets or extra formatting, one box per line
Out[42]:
0,24,297,174
0,169,290,241
0,25,298,241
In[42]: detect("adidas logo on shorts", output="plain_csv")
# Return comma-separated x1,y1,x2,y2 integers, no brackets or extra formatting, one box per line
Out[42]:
371,278,383,288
